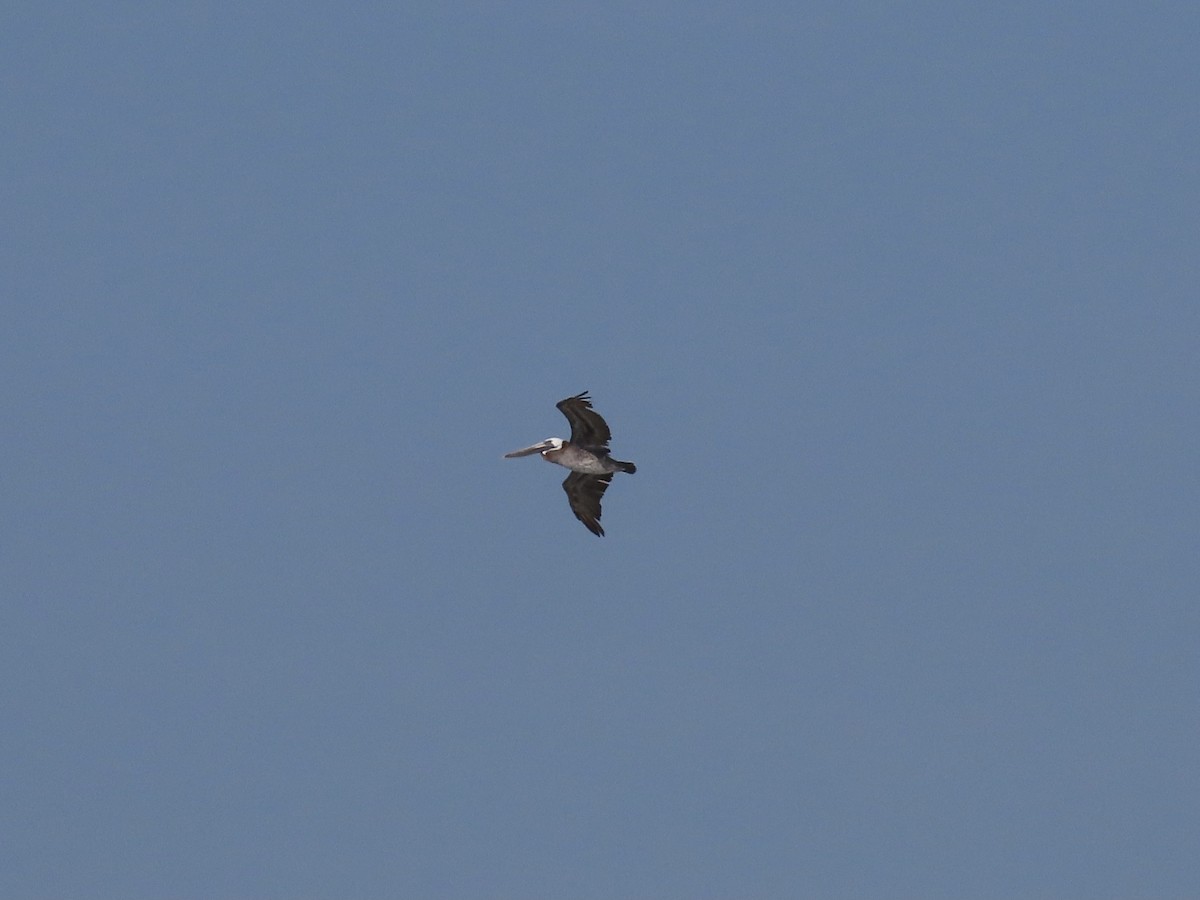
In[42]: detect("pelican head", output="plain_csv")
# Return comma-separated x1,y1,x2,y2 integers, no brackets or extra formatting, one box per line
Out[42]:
503,438,563,458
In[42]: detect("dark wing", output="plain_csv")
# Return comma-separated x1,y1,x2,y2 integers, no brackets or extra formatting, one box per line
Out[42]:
562,471,612,537
556,391,611,450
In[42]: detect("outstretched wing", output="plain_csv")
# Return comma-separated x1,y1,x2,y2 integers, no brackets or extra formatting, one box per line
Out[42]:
561,471,612,537
556,391,611,450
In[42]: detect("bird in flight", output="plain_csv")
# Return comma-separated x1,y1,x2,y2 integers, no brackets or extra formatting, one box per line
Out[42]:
504,391,637,536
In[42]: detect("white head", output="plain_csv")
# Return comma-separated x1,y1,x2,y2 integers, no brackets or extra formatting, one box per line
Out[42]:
503,437,564,458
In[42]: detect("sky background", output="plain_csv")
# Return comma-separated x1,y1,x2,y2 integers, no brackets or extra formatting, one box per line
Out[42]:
4,2,1198,897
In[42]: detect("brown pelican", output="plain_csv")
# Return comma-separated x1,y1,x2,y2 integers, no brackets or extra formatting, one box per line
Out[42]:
504,391,637,537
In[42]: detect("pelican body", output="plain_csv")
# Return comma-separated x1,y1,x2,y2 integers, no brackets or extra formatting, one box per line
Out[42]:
504,391,637,536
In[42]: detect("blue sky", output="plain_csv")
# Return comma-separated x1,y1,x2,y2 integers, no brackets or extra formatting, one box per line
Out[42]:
4,2,1198,897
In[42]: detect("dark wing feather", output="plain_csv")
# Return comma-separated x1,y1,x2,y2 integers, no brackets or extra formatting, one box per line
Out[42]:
561,471,612,537
556,391,612,450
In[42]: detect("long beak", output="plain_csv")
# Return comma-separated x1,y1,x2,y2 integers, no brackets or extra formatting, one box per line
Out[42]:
504,440,552,458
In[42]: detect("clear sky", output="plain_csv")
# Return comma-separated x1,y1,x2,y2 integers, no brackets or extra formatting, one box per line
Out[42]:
4,2,1198,897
